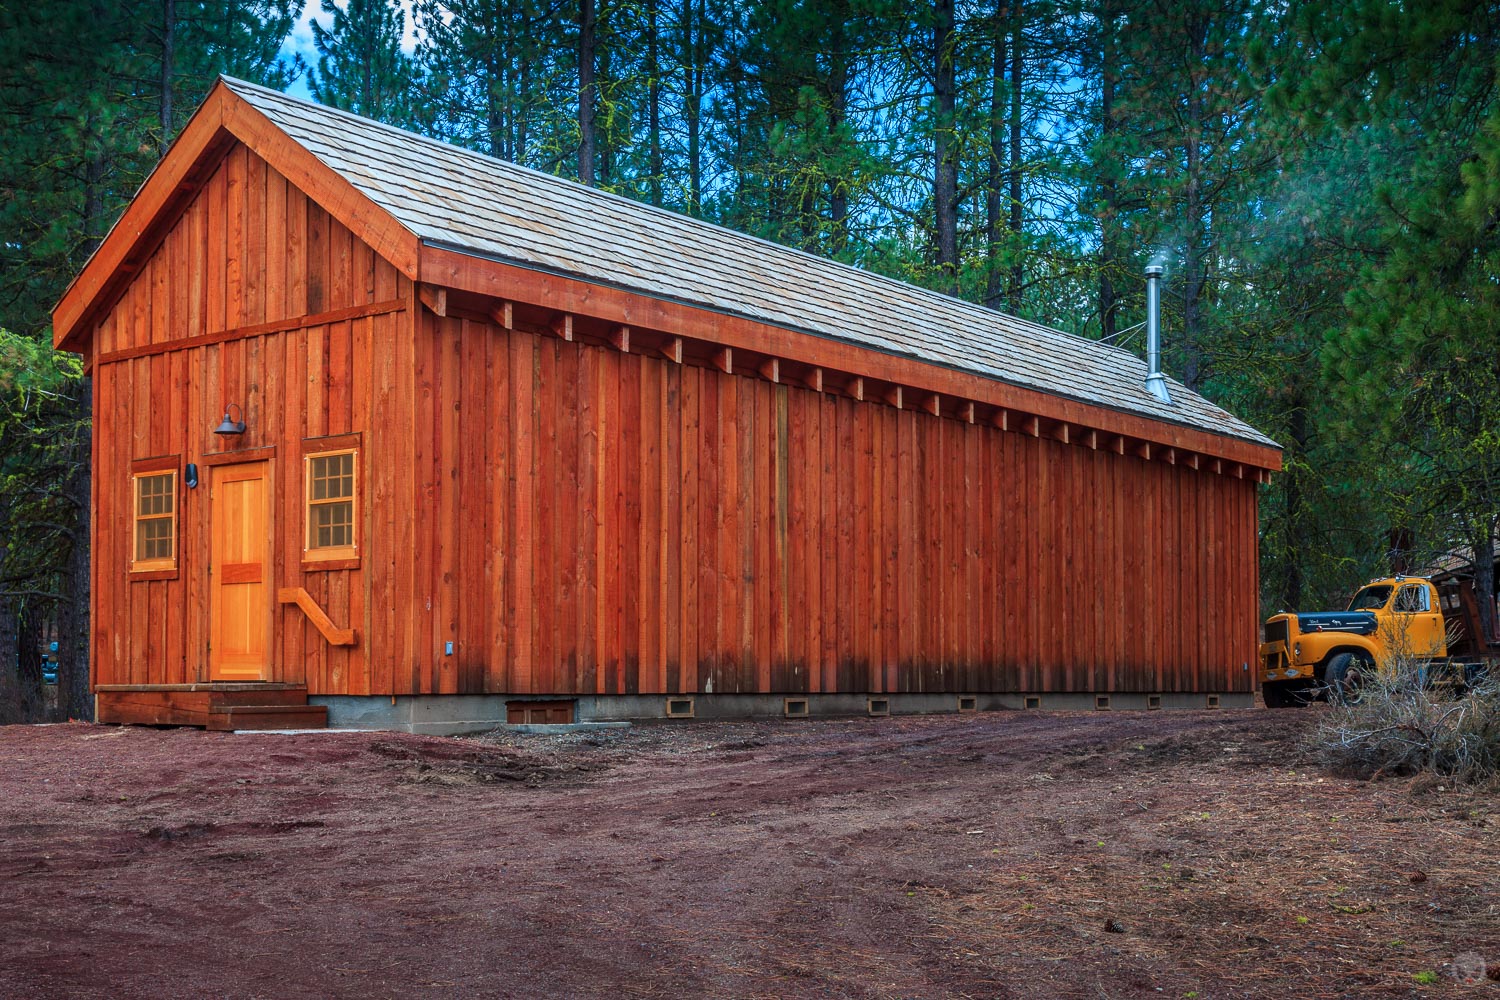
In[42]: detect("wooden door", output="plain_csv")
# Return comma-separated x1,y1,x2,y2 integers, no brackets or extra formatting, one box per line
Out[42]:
210,461,272,681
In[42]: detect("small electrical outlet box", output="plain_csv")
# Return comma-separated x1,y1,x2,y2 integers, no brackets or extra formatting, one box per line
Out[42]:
444,641,454,655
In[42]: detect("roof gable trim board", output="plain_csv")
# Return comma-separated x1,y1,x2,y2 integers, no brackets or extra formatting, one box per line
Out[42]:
52,81,420,353
52,94,231,352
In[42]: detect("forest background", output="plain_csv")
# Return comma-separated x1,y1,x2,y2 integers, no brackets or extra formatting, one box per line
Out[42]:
1,0,1496,721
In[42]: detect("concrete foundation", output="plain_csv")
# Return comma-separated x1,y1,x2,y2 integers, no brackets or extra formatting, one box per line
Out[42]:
311,690,1254,734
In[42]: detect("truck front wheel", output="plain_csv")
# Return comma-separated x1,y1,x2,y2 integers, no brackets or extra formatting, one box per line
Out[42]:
1325,653,1369,705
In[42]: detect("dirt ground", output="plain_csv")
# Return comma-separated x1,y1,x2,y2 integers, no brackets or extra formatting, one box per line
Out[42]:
2,709,1497,999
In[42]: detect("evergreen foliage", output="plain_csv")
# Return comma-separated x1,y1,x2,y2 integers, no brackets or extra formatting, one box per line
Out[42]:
308,0,422,123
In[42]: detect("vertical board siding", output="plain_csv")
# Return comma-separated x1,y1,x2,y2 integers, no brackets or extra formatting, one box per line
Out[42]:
408,309,1260,699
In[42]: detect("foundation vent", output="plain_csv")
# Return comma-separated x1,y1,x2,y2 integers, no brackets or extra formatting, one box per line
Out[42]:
784,697,810,719
1147,694,1162,710
506,700,576,725
1094,695,1111,711
867,697,891,717
1024,695,1042,710
665,697,695,719
957,695,978,713
1205,694,1221,710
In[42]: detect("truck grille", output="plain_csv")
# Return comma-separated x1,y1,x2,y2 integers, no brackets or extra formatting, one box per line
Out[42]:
1263,618,1289,645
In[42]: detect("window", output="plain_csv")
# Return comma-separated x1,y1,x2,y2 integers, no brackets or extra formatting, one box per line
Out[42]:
132,470,177,572
1394,584,1430,613
304,448,357,562
1348,585,1392,611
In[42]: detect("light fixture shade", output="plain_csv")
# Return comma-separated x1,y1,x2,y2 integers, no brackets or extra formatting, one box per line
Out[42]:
214,403,246,436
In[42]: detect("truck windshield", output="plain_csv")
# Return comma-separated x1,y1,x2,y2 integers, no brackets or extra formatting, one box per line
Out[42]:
1348,585,1392,611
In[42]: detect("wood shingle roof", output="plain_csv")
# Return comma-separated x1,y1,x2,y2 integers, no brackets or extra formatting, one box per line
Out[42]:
73,74,1281,453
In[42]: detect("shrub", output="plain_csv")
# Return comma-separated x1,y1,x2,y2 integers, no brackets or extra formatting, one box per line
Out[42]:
1310,662,1500,782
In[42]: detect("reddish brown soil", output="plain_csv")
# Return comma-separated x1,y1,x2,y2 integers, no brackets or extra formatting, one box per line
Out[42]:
2,710,1497,998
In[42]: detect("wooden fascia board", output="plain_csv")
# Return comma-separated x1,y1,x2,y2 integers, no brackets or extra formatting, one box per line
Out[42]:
52,80,421,355
220,87,419,279
418,243,1283,472
52,89,234,352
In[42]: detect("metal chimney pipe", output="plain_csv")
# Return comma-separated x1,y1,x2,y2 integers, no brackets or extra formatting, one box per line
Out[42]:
1144,264,1173,405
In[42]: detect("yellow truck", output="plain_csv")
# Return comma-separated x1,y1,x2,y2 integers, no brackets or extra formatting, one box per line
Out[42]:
1258,576,1453,706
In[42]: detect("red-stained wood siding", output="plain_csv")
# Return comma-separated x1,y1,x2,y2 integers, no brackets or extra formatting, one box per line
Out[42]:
90,145,407,694
408,309,1261,698
87,139,1261,701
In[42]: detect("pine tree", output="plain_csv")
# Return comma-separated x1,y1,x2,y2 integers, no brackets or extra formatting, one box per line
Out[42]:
308,0,420,124
0,0,301,720
1292,0,1500,638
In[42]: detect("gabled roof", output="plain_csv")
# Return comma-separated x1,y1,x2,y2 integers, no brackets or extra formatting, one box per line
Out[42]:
56,75,1279,454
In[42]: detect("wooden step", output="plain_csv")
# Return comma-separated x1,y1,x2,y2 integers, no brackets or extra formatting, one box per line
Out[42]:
207,688,311,710
207,704,328,732
98,690,212,727
99,686,319,730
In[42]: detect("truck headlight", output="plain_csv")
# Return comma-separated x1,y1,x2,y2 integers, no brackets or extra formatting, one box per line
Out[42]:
1293,643,1302,660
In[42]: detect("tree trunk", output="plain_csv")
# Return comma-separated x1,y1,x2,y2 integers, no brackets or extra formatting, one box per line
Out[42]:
58,397,92,722
159,0,175,155
0,494,16,725
1006,0,1023,313
647,0,663,207
518,37,532,161
933,0,958,293
685,0,704,215
828,70,849,252
1097,0,1117,339
578,0,597,186
0,602,15,725
984,5,1006,309
827,6,850,254
1180,15,1208,391
483,3,507,160
1280,397,1308,611
1476,525,1497,645
598,37,613,186
60,115,107,723
17,605,43,722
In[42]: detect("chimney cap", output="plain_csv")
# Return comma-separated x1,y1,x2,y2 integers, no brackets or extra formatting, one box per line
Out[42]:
1144,264,1165,277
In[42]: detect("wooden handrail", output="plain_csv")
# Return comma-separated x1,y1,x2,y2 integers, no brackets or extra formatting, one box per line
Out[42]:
277,588,358,646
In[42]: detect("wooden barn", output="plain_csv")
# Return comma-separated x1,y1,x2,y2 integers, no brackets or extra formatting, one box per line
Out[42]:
53,78,1281,732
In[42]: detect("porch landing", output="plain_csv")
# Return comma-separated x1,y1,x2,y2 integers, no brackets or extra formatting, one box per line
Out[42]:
95,684,327,731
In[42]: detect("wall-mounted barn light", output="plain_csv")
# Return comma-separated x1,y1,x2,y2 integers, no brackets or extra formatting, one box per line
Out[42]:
214,402,246,436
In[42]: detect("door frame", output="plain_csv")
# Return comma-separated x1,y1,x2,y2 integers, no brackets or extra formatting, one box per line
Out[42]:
207,458,274,681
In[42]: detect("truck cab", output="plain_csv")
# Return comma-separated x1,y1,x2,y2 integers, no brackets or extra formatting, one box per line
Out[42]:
1258,577,1447,707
